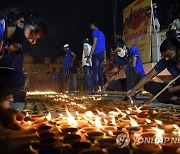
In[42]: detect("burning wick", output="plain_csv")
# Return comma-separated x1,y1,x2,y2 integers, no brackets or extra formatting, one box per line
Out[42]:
45,112,52,121
129,96,134,104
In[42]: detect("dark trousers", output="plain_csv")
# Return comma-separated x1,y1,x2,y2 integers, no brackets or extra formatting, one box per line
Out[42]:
144,81,180,103
92,52,104,91
83,65,93,93
0,68,25,98
124,64,143,90
66,69,75,92
108,79,126,91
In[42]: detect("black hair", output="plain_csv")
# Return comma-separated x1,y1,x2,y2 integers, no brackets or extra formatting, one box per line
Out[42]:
1,8,47,35
113,39,126,50
83,38,90,44
160,39,180,52
166,30,178,40
89,20,98,27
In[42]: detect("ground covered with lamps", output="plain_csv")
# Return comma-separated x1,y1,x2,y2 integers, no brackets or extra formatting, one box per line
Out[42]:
0,91,180,154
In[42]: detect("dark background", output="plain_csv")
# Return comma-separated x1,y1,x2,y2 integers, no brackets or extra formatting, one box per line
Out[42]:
1,0,179,63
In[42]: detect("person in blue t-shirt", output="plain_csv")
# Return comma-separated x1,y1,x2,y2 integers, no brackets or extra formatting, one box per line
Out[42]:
0,8,47,130
87,21,106,94
62,44,76,93
113,40,145,93
127,39,180,104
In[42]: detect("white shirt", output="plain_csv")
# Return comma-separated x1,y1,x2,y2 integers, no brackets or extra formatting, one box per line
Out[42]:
82,43,92,67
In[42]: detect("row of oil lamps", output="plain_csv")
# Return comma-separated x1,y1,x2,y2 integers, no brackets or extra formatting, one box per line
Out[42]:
24,92,180,154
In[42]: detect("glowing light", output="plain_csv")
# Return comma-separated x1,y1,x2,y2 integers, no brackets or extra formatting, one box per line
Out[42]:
66,108,78,127
45,112,51,121
130,118,139,127
146,119,151,123
154,119,162,125
94,116,103,130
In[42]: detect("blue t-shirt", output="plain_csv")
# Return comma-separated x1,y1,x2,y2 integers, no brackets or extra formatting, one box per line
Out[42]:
0,21,3,43
117,46,145,76
0,52,24,72
63,49,73,70
154,59,180,85
129,46,145,76
92,29,105,54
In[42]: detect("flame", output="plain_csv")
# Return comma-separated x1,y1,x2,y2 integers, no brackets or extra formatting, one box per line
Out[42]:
66,108,78,127
126,110,131,114
111,116,116,125
173,124,179,130
96,110,106,117
135,106,142,113
130,118,139,127
108,130,113,136
45,112,51,121
94,116,103,130
104,119,108,124
146,119,151,123
154,119,162,125
26,112,30,117
27,91,57,95
85,111,94,118
152,127,164,143
115,108,127,118
134,133,141,137
128,107,132,111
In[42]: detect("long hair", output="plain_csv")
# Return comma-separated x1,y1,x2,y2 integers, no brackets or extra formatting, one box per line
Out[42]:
1,8,47,35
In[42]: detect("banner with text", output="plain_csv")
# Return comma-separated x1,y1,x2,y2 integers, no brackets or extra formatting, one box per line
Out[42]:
123,0,152,63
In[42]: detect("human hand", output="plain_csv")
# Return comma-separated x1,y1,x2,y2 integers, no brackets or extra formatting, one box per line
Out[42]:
103,83,109,91
86,57,91,64
0,109,25,130
126,89,136,97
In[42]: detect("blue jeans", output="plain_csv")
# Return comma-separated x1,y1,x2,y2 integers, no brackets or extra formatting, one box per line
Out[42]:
83,65,93,93
124,64,143,90
0,68,25,98
92,52,104,91
66,69,75,92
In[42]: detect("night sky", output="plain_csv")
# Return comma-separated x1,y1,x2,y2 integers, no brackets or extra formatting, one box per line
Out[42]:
1,0,172,63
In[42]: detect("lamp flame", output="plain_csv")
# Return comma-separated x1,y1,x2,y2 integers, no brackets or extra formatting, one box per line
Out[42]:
66,108,78,127
95,116,103,130
154,119,162,125
45,112,51,121
130,118,139,127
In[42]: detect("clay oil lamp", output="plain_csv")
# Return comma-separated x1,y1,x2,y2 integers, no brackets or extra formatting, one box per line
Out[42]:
160,133,180,153
80,126,98,133
71,141,92,153
21,112,33,130
123,118,143,134
154,119,175,133
36,131,55,139
132,142,162,154
159,125,180,153
63,134,81,144
61,127,78,135
86,116,104,142
37,124,53,131
95,137,116,148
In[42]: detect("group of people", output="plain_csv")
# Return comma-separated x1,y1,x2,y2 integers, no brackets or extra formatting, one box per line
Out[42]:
62,21,106,95
0,7,179,131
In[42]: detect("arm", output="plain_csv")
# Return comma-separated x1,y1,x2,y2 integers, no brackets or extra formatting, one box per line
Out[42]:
89,38,97,57
131,56,137,67
71,52,76,63
168,85,180,93
126,69,159,96
103,67,119,91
